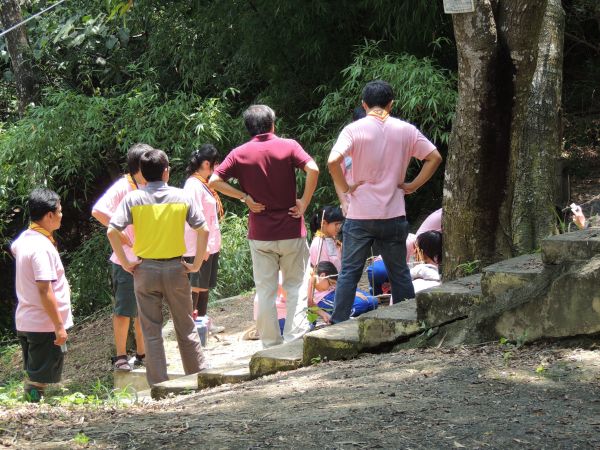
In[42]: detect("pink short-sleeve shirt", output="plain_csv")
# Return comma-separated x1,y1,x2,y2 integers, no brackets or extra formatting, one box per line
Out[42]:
11,229,73,332
331,116,436,220
92,176,137,264
183,177,222,256
309,235,342,271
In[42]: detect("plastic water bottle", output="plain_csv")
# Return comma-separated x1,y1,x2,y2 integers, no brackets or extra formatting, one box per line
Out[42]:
194,318,208,347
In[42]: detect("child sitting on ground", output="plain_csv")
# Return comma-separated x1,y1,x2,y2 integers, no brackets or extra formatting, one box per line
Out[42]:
411,231,442,293
308,261,377,325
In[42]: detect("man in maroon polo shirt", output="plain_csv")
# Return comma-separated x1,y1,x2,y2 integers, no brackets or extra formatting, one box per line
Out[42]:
209,104,319,347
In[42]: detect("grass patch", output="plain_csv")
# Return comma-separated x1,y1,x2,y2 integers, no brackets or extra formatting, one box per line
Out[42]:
0,378,137,407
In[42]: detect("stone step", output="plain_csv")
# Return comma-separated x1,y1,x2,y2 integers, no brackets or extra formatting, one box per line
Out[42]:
416,274,482,326
150,364,254,399
249,339,304,377
198,364,253,389
358,298,422,346
481,254,545,300
303,320,363,363
541,228,600,264
114,368,186,392
151,373,198,400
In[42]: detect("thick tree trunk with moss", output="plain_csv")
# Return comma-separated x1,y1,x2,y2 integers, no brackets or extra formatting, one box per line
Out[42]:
0,0,38,114
501,0,565,255
443,0,564,279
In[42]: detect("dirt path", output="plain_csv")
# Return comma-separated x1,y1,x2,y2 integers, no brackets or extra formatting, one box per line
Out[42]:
2,341,600,449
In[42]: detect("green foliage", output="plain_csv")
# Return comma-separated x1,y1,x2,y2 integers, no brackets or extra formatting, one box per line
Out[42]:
310,355,323,365
73,433,90,446
498,332,529,367
307,306,321,324
212,213,254,300
65,227,112,318
0,345,21,384
0,378,135,407
456,260,481,277
0,83,236,238
0,380,23,406
301,40,457,150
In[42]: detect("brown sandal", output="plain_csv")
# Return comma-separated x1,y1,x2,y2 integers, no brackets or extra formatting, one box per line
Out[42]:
113,356,132,371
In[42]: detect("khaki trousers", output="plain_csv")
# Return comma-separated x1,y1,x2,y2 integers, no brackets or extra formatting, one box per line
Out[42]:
134,259,206,386
249,238,310,348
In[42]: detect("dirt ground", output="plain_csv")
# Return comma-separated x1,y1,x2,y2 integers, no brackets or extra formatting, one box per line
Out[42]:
2,296,600,449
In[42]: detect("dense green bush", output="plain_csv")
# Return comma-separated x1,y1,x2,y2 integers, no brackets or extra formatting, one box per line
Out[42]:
213,213,254,300
64,226,112,318
0,83,237,243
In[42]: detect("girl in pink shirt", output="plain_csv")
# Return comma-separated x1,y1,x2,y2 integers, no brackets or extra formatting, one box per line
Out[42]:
309,206,344,270
183,145,224,334
308,206,344,306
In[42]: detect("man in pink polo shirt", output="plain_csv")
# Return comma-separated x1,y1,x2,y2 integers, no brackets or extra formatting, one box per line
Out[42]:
12,188,73,402
327,80,442,323
210,104,319,348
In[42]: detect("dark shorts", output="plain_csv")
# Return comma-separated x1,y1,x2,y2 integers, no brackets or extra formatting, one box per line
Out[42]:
184,252,219,289
18,331,65,384
112,263,138,317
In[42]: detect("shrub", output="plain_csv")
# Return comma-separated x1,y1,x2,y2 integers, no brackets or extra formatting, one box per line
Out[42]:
213,213,254,300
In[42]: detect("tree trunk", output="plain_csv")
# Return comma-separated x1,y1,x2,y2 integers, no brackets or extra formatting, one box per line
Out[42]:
0,0,38,114
442,0,564,279
504,0,565,254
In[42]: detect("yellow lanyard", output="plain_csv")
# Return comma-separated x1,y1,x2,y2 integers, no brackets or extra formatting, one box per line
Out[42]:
125,174,138,191
29,222,56,247
367,109,389,121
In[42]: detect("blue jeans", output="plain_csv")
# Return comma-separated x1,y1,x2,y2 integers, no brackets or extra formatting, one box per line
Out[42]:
330,217,414,324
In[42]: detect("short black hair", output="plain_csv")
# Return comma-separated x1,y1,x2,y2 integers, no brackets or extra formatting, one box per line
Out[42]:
243,105,275,136
29,188,60,221
310,205,344,234
186,144,219,177
140,149,169,182
362,80,394,109
352,106,366,121
315,261,338,280
127,143,154,175
416,230,443,264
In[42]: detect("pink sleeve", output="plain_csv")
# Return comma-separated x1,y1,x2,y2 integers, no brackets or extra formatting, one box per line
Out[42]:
411,128,436,161
92,179,126,217
184,178,206,215
309,237,322,267
416,208,443,235
331,126,353,157
31,249,58,282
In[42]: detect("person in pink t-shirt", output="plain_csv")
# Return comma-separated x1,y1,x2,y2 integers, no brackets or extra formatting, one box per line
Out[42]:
92,143,150,371
12,188,72,402
210,104,319,348
183,144,225,334
327,80,442,323
406,208,443,260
